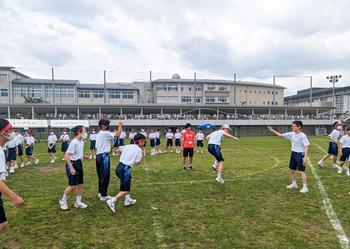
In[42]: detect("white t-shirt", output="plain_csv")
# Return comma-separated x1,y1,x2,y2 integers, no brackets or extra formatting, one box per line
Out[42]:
0,146,6,180
141,132,148,138
340,135,350,148
196,133,205,141
329,129,340,142
208,130,226,145
165,132,174,139
119,144,143,167
66,138,84,161
89,133,97,141
175,132,181,139
15,134,24,146
25,136,35,145
283,132,310,153
60,134,70,142
48,134,57,144
156,132,160,138
6,138,17,148
149,132,156,140
129,132,136,140
119,131,126,139
95,130,116,154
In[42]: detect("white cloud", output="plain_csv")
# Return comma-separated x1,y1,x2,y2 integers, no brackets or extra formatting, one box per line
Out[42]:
0,0,349,95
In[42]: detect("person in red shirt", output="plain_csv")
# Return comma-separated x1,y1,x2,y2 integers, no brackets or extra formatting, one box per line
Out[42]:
182,123,195,170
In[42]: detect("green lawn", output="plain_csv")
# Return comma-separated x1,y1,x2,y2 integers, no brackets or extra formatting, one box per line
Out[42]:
0,136,349,249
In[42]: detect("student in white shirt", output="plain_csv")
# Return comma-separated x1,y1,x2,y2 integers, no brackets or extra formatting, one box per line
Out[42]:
24,130,39,166
155,129,162,154
129,129,137,144
119,130,126,146
60,129,70,161
149,129,157,156
0,119,25,231
140,129,148,156
59,125,90,210
196,128,205,154
318,121,342,169
165,128,174,153
206,124,239,184
6,130,17,174
89,128,97,159
269,121,310,193
48,130,58,164
338,128,350,175
95,119,122,201
107,133,145,213
175,128,182,154
14,130,25,168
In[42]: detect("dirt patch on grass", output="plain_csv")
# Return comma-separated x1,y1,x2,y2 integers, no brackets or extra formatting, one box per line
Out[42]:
37,166,63,174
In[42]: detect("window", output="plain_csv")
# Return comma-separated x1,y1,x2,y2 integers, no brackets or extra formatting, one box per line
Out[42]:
78,90,91,98
0,74,7,84
181,96,193,103
122,91,134,99
195,85,202,91
13,85,27,97
206,84,217,91
181,85,192,92
168,85,178,91
93,90,104,98
218,96,228,103
45,86,60,97
0,89,8,97
28,86,42,97
195,97,202,103
109,91,120,99
60,86,74,97
205,96,216,103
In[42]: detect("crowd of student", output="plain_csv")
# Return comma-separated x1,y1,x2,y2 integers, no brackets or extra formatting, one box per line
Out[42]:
1,117,350,232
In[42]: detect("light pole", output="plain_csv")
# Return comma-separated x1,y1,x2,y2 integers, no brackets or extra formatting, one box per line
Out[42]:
326,75,342,118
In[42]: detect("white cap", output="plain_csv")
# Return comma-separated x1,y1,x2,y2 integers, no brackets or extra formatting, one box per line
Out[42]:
141,129,145,132
221,124,231,130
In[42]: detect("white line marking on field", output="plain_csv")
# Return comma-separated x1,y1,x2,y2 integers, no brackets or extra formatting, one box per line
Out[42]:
151,206,167,248
310,141,349,248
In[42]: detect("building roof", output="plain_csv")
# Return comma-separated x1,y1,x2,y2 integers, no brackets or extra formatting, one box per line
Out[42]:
12,78,79,85
77,83,139,91
151,78,285,89
284,86,350,101
0,66,30,78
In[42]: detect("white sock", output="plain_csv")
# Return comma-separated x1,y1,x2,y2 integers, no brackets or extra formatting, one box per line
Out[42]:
217,172,222,178
292,180,297,185
76,195,82,204
303,184,307,188
112,197,117,202
62,194,68,202
125,194,131,201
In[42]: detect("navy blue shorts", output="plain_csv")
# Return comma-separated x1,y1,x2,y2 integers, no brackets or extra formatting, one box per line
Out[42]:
66,160,84,186
0,195,7,224
61,142,69,152
175,139,181,146
17,144,23,156
48,144,56,153
7,147,16,161
115,162,131,192
156,138,161,146
197,140,204,148
340,148,350,162
150,139,156,147
328,142,338,156
90,140,96,150
208,144,224,162
289,151,305,172
166,139,173,147
119,139,125,146
113,137,120,148
26,145,33,156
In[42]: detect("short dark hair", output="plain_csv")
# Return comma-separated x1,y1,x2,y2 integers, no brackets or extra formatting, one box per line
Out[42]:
73,125,84,136
347,128,350,132
134,133,146,143
185,123,192,128
98,119,110,128
292,121,303,128
0,119,11,132
333,121,339,127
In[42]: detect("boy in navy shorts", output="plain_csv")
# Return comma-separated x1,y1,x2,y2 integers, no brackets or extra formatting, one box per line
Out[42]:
338,128,350,175
59,125,90,210
107,133,145,213
268,121,310,193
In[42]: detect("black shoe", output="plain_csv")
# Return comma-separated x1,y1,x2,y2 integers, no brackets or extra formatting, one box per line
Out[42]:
188,166,193,170
183,166,187,170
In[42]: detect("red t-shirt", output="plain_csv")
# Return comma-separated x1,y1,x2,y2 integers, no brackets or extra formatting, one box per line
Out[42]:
182,130,195,148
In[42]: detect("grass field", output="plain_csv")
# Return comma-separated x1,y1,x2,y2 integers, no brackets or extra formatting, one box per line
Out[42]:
1,136,350,249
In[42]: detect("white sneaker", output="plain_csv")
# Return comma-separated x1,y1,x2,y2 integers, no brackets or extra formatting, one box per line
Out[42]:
50,160,55,164
35,159,39,165
124,198,137,206
89,155,93,160
61,158,65,161
318,161,324,168
215,177,224,184
25,161,31,166
300,186,309,193
59,200,68,210
97,193,101,198
74,202,88,209
337,166,343,174
107,198,116,213
170,150,173,153
150,153,155,156
93,156,96,159
332,164,339,169
286,184,298,189
100,196,111,202
9,167,15,174
14,164,18,169
212,165,218,171
20,163,25,168
347,169,350,176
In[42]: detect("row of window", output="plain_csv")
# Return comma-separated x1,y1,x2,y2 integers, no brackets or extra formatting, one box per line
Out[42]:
239,101,278,105
0,89,8,97
156,84,203,92
240,89,278,95
205,96,228,103
78,90,134,99
13,85,75,98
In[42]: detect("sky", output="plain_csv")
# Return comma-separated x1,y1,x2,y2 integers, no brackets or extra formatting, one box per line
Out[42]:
0,0,349,96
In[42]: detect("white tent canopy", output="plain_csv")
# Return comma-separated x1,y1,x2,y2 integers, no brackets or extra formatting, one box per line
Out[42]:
49,120,90,128
9,119,48,128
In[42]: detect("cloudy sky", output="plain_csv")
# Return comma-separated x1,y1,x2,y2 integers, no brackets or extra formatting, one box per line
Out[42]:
0,0,349,95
